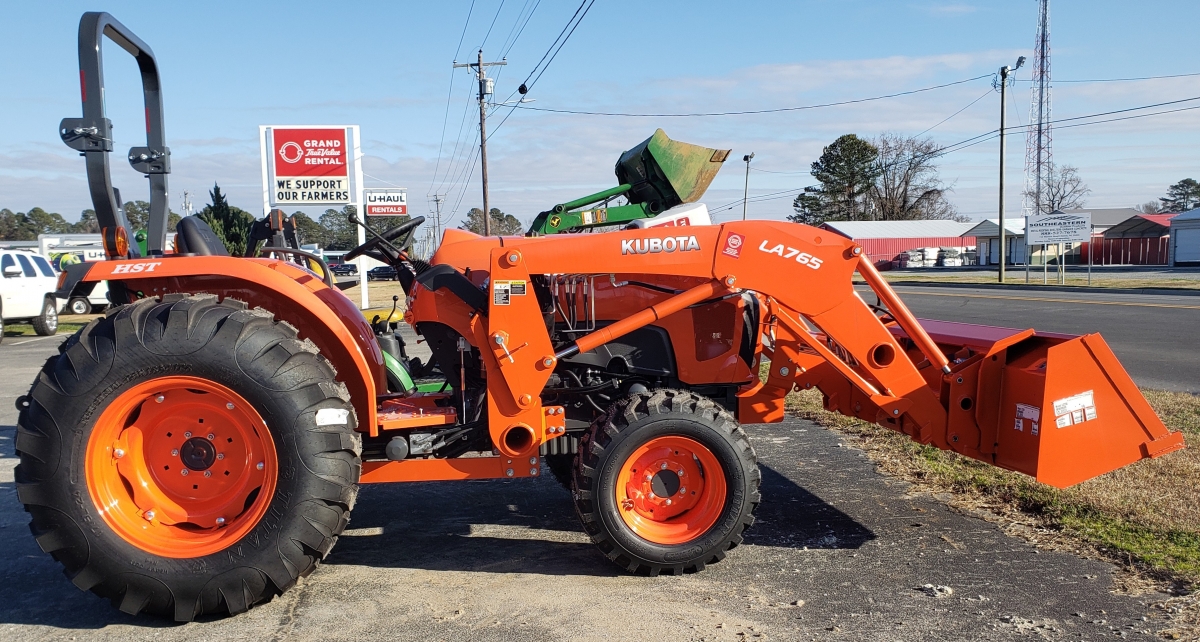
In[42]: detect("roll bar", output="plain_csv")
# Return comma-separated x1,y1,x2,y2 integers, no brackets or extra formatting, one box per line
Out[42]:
59,12,171,258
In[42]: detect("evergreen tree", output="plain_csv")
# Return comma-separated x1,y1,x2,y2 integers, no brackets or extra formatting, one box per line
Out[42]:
1160,178,1200,212
198,184,256,256
459,207,523,236
788,134,881,226
318,205,361,250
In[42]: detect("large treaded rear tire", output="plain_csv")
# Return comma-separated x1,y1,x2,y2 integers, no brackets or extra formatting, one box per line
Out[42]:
14,294,361,621
572,389,759,576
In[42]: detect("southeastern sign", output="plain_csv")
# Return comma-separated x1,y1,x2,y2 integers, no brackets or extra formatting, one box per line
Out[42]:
1027,211,1092,245
364,188,408,216
268,127,351,205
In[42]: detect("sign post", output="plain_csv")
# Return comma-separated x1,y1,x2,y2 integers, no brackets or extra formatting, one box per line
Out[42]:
1026,210,1091,286
260,125,368,308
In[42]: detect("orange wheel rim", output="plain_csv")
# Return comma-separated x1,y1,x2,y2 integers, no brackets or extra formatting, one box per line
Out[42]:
615,435,727,545
85,376,278,558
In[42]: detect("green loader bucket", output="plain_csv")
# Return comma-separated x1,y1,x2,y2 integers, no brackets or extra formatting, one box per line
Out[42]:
616,128,731,213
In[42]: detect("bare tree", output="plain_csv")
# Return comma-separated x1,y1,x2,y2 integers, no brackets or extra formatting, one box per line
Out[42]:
1135,200,1166,214
866,133,964,221
1025,163,1090,213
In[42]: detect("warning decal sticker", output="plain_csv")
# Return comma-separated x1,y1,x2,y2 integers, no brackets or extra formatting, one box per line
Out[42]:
493,281,511,306
1052,390,1097,429
510,280,527,296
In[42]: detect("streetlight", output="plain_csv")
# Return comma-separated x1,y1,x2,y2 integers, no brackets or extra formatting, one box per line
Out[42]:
742,152,754,220
997,55,1025,283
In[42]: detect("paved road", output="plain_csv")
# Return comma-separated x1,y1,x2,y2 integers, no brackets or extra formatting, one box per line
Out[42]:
0,335,1170,640
870,284,1200,393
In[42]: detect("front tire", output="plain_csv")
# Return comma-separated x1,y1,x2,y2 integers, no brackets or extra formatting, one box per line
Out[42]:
31,297,57,335
573,390,759,576
15,294,361,620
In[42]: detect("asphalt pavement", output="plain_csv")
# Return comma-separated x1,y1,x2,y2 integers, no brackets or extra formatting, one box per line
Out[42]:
869,284,1200,393
0,333,1173,640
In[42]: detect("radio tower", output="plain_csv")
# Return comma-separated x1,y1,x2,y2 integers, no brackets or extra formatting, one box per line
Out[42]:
1022,0,1052,220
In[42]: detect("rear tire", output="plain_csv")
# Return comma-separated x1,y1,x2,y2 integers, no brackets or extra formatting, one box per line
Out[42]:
573,389,759,576
15,294,361,621
31,297,57,335
67,297,91,315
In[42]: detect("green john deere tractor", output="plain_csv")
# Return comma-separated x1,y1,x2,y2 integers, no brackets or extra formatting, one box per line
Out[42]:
527,129,731,235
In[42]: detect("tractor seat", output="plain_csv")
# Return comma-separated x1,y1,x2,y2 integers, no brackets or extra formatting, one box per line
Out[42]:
175,216,229,256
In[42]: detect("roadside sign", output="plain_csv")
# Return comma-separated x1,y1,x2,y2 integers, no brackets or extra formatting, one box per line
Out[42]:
1027,210,1091,245
263,126,352,206
364,188,408,216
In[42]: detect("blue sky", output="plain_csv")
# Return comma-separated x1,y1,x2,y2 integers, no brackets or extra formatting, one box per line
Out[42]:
2,0,1199,228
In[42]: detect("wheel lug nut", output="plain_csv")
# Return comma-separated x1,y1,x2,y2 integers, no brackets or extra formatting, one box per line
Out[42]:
226,402,235,410
144,510,155,521
644,474,652,481
171,449,179,456
207,433,215,441
217,453,225,460
256,462,264,470
184,431,192,438
215,517,225,526
155,395,165,403
678,487,686,494
660,462,668,470
204,470,212,477
677,469,685,476
181,469,189,476
649,492,656,499
113,448,125,459
665,499,673,506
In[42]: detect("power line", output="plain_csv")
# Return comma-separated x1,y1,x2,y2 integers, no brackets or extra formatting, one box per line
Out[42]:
500,0,541,58
522,0,595,93
915,88,992,137
428,1,479,196
1020,71,1200,83
512,73,992,117
485,0,596,142
515,0,591,95
479,0,507,50
724,94,1200,196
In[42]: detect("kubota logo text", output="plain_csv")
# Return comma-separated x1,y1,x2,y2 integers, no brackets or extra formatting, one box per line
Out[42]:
621,236,701,255
758,241,823,269
111,261,162,274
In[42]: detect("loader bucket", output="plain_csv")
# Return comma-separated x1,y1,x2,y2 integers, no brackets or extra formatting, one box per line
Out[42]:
919,320,1184,488
615,128,731,210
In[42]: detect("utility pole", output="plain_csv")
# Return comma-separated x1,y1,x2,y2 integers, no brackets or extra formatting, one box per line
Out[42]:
431,194,445,242
742,152,754,220
455,50,506,235
997,57,1024,283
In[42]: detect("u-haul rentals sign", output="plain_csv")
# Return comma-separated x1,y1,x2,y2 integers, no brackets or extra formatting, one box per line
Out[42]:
364,188,408,216
265,126,352,205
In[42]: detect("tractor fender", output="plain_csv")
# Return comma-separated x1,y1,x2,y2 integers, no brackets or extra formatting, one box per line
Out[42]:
74,256,382,431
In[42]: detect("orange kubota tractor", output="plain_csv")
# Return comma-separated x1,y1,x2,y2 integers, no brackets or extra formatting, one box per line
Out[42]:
17,13,1184,622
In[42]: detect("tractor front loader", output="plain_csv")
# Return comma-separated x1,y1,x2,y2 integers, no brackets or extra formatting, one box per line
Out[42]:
16,12,1184,622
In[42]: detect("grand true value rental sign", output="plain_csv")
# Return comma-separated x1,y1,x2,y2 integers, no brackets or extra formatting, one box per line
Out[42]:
261,126,356,206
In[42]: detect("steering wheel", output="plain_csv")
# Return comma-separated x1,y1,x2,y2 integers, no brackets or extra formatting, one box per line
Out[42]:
343,215,425,263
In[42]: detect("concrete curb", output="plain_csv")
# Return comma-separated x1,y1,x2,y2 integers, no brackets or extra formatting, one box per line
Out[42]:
854,280,1200,297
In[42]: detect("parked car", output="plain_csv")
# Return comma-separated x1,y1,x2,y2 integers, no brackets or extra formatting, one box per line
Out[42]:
0,250,59,341
367,265,397,281
331,262,359,275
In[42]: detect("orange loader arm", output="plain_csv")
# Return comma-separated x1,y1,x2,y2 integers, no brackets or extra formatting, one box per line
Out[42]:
418,220,1183,488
